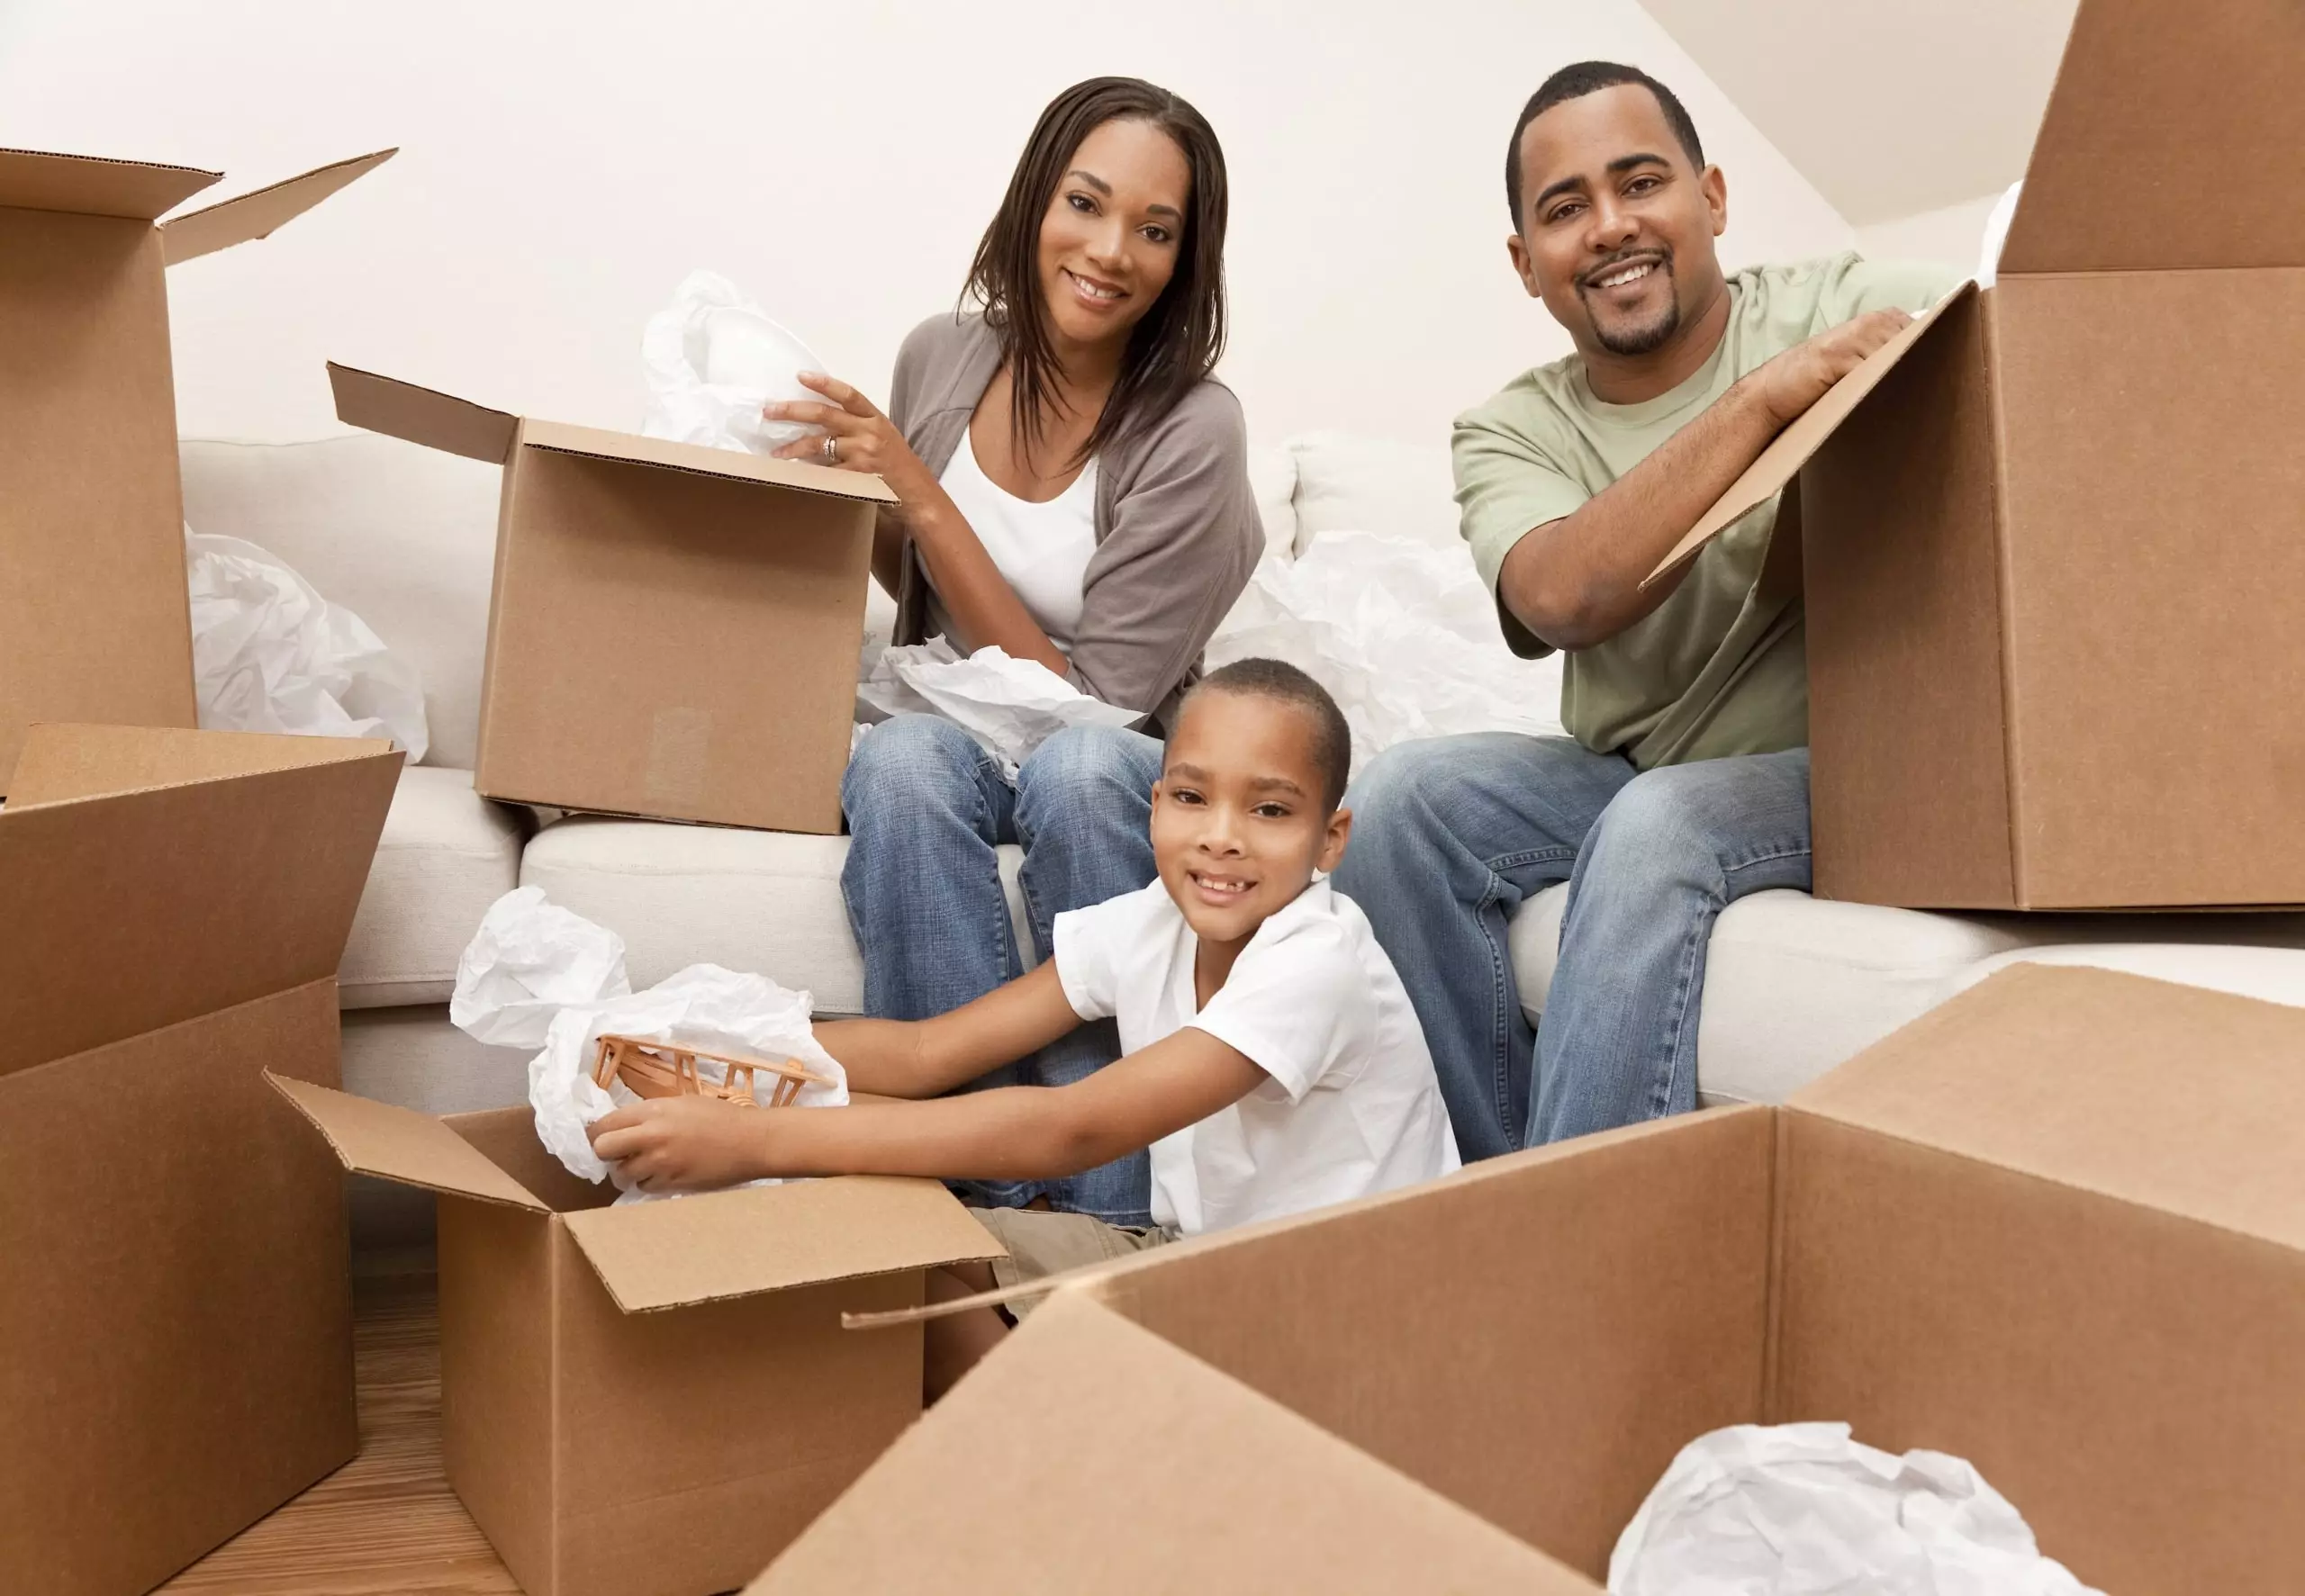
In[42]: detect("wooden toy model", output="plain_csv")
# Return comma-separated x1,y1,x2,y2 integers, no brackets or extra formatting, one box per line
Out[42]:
591,1034,830,1109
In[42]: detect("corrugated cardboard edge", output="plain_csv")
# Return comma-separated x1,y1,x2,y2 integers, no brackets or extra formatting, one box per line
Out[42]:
518,417,902,502
561,1175,1005,1313
749,1292,1599,1594
159,149,395,266
267,1074,550,1213
1642,284,1977,589
5,723,393,807
330,362,519,464
0,146,221,221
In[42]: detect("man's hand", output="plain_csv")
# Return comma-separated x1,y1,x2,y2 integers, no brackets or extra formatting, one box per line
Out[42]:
1753,309,1912,428
588,1096,773,1195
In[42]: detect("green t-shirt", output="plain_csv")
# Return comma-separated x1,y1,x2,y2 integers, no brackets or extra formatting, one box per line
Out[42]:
1452,252,1960,770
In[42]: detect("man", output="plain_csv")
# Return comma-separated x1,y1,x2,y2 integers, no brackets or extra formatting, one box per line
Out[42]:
1334,61,1958,1159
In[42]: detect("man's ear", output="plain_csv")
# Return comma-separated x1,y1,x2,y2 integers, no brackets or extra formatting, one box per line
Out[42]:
1317,807,1353,875
1506,232,1542,300
1702,164,1729,239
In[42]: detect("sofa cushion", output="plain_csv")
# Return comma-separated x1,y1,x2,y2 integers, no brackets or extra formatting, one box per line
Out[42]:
1507,884,2305,1110
339,766,528,1009
519,816,1038,1017
181,435,502,771
1285,431,1460,556
1246,443,1298,562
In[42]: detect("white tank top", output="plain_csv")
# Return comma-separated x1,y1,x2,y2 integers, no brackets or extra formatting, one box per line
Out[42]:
936,427,1099,647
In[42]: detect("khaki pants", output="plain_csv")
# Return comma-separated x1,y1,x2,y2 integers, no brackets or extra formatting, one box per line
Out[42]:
967,1205,1175,1321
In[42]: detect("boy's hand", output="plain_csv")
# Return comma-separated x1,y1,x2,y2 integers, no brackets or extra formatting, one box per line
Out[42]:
588,1097,772,1195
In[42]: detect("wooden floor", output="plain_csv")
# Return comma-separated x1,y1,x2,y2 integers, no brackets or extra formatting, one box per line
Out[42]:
158,1250,520,1596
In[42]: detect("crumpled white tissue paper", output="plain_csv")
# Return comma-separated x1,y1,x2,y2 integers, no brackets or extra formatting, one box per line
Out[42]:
1206,531,1563,778
640,268,828,453
1609,1423,2103,1596
854,636,1142,777
1975,181,2024,291
449,888,846,1199
185,527,430,762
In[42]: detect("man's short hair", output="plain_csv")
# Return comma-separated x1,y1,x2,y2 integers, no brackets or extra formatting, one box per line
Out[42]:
1505,61,1706,230
1189,658,1352,812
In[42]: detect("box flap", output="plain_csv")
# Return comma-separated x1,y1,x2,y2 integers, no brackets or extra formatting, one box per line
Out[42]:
5,722,387,807
1791,964,2305,1253
1643,284,1973,589
0,727,400,1081
749,1292,1594,1593
519,417,901,503
562,1175,1002,1312
267,1074,549,1211
2000,0,2305,274
160,148,395,266
329,362,518,464
0,147,219,221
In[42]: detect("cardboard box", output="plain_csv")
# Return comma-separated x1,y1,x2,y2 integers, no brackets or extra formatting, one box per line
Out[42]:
272,1080,1001,1596
1650,0,2305,910
0,147,393,789
0,724,400,1596
327,364,895,833
752,964,2305,1595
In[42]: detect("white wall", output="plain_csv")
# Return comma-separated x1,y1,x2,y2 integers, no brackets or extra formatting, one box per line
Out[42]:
1,0,1856,452
1856,189,2007,276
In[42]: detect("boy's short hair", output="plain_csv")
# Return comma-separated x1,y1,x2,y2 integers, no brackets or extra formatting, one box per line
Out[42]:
1188,658,1352,811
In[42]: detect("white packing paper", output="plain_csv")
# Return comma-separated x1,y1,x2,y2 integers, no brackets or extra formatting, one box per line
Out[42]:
640,269,829,453
1205,531,1564,779
1609,1423,2103,1596
1975,180,2024,291
185,527,430,762
854,637,1143,778
448,888,847,1198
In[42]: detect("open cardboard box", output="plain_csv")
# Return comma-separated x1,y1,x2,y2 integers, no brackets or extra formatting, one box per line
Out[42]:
1649,0,2305,911
0,146,393,789
0,724,400,1596
328,363,895,834
752,965,2305,1594
271,1079,1003,1596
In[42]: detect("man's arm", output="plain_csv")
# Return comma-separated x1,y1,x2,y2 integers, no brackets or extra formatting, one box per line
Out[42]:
588,1027,1267,1195
1499,309,1913,651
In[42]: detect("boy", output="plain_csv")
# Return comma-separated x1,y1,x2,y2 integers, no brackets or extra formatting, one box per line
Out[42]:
590,658,1459,1393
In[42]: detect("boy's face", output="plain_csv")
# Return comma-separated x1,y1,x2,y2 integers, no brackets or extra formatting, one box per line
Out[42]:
1149,690,1351,949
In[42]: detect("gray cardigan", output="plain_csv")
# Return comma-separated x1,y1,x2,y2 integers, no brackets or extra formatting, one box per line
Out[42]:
884,311,1261,732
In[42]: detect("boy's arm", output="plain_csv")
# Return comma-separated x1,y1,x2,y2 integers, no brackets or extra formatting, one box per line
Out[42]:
812,962,1083,1099
589,1028,1267,1196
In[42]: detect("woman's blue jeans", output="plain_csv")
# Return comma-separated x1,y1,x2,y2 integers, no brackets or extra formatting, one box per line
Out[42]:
840,712,1162,1224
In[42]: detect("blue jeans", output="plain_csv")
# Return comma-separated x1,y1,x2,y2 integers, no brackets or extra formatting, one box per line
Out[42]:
1333,735,1812,1160
840,713,1162,1224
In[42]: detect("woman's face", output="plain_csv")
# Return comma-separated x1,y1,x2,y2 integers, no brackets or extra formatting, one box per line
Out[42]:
1035,116,1191,356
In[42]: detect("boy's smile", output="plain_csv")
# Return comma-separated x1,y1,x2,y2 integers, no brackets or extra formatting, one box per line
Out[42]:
1150,687,1352,987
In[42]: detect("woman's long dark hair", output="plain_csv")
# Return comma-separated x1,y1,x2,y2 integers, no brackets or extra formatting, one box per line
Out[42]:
964,77,1229,467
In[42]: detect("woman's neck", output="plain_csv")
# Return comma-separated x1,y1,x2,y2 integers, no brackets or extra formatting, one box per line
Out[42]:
1042,324,1126,419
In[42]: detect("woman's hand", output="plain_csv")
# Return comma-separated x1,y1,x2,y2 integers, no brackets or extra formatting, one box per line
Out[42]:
588,1096,774,1195
766,374,936,504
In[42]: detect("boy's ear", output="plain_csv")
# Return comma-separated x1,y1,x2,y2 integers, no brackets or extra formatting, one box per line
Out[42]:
1317,807,1352,875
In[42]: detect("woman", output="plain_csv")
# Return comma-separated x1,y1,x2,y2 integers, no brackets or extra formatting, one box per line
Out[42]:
764,77,1260,1226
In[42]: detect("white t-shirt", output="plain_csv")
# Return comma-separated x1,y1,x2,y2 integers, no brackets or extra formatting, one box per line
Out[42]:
1053,879,1460,1235
936,426,1098,646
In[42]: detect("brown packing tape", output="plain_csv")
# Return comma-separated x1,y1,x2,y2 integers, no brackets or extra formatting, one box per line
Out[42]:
159,149,396,266
0,146,220,220
1642,284,1975,590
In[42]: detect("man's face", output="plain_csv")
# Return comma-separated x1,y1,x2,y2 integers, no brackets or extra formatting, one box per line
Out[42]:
1507,84,1728,358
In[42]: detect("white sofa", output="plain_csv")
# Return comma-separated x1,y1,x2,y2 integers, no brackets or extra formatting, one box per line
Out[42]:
182,432,2305,1236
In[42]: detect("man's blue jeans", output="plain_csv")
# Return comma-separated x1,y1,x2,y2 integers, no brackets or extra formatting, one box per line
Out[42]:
840,713,1162,1224
1333,735,1812,1160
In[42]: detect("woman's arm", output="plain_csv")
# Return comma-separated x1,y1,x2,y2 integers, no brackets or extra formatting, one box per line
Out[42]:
769,374,1071,677
588,1026,1267,1195
813,962,1081,1100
